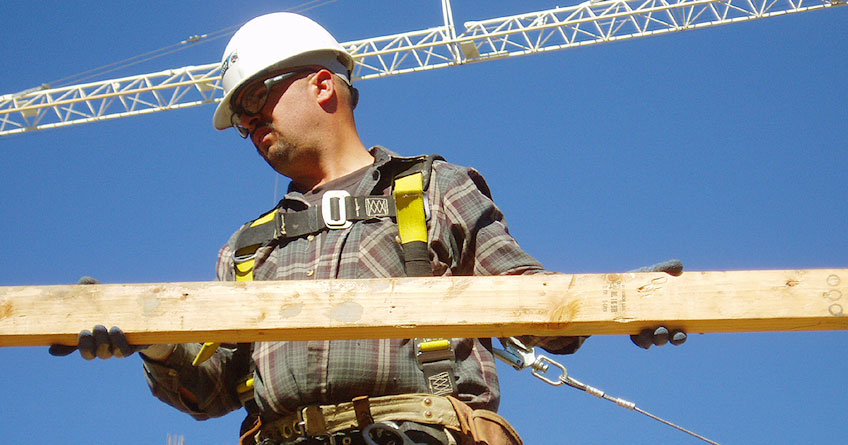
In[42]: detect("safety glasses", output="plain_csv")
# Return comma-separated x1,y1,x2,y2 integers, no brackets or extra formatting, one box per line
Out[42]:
230,70,311,138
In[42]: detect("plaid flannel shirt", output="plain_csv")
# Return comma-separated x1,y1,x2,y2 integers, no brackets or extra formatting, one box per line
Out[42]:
143,146,584,421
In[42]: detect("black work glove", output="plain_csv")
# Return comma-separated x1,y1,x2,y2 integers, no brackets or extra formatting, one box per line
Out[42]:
48,277,150,360
628,260,687,349
49,324,149,360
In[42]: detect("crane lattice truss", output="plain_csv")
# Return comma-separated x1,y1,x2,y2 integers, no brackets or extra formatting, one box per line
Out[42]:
0,0,841,137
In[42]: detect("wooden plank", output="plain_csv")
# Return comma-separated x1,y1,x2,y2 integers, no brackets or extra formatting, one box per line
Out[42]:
0,269,846,347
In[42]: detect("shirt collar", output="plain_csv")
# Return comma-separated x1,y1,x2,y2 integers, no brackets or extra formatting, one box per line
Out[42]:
279,146,408,209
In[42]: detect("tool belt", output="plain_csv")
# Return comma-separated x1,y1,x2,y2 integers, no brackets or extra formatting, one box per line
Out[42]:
255,394,457,443
247,394,523,445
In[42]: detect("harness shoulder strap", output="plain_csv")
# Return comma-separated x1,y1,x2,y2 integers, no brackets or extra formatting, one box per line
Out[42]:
390,154,442,278
235,208,279,282
391,156,460,396
393,171,430,277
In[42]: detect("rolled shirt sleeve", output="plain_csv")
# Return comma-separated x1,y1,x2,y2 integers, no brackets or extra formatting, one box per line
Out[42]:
142,342,245,420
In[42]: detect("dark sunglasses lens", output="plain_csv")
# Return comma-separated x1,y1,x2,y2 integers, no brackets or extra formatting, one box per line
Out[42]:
231,114,249,138
241,85,268,115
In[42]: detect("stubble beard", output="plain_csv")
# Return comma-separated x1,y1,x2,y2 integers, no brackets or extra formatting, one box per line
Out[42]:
259,124,313,179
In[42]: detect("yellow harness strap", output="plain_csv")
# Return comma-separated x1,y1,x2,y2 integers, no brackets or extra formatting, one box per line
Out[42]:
191,342,220,367
393,172,432,277
235,209,278,282
393,172,428,244
193,209,278,367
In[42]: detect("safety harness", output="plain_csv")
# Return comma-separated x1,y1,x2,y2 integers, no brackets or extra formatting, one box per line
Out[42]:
196,154,718,445
193,154,458,414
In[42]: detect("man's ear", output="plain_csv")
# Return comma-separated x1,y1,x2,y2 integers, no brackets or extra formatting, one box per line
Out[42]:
312,69,336,106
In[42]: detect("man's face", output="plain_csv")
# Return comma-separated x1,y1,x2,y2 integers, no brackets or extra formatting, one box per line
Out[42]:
230,70,312,135
231,71,316,173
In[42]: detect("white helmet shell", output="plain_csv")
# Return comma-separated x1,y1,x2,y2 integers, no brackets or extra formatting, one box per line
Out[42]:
213,12,354,130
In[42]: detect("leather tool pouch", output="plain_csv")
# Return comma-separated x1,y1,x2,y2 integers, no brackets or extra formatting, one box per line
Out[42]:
447,397,523,445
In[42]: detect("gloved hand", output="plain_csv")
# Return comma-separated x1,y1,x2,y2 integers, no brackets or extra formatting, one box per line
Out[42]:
48,277,165,360
48,324,149,360
628,260,687,349
629,259,683,277
630,326,687,349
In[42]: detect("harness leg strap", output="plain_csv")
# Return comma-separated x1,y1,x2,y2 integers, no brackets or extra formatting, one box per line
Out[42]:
416,339,458,396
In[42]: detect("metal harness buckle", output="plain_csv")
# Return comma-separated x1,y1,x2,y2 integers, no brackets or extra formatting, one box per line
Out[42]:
322,190,352,229
415,339,454,370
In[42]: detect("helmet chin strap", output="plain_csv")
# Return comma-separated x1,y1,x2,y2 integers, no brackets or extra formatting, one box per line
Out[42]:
351,87,360,110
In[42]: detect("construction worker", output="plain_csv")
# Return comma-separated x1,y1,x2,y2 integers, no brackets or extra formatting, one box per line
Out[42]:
50,12,684,445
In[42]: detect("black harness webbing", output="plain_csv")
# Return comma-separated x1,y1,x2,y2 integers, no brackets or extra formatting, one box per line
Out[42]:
232,195,397,255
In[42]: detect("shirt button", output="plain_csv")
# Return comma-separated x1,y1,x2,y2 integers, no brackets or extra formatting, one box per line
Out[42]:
307,234,315,242
306,269,315,277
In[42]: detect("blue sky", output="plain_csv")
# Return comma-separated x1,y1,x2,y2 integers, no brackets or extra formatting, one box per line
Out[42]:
1,1,846,443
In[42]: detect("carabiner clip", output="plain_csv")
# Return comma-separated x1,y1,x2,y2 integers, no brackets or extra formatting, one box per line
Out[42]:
493,337,537,371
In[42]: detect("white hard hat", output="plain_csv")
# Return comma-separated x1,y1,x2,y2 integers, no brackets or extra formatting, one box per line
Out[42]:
213,12,354,130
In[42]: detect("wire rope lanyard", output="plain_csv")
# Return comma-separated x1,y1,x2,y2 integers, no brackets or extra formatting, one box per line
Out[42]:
494,337,720,445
